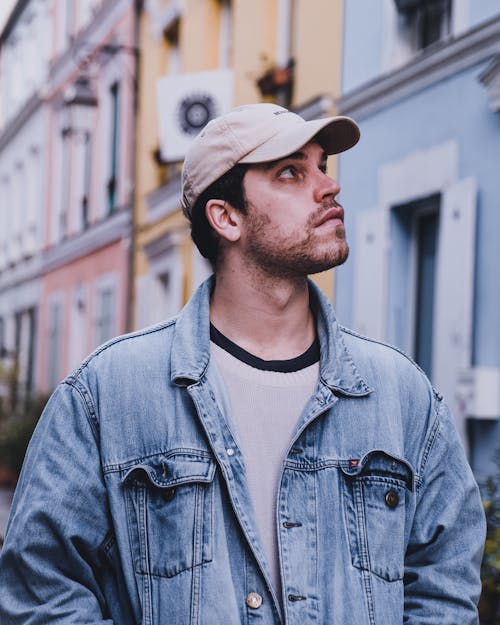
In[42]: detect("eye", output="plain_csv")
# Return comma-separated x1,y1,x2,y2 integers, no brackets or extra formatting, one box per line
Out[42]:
278,166,297,179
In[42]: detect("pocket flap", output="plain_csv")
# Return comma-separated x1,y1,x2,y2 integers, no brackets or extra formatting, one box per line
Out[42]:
122,451,216,489
340,449,414,491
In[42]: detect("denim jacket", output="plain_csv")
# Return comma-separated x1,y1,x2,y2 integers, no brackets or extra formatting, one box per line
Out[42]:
0,278,485,625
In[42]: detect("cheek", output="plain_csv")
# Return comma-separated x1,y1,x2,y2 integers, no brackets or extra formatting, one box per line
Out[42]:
245,192,313,237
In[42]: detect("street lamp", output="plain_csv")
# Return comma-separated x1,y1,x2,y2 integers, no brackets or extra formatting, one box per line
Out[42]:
62,76,98,231
62,75,98,135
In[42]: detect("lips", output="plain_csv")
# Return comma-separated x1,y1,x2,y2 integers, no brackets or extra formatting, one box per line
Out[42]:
315,205,344,227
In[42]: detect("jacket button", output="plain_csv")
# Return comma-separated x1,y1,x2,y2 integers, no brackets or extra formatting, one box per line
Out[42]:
246,592,263,609
162,487,176,502
385,490,399,508
288,594,307,602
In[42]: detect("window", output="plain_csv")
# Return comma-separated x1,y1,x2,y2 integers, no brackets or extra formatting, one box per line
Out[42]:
417,0,451,48
0,177,9,269
69,283,87,371
11,163,23,262
353,148,476,445
158,272,170,294
95,283,115,345
276,0,297,65
77,0,100,32
65,0,74,45
390,194,440,378
81,131,92,229
27,308,37,395
14,307,36,402
218,0,232,69
56,0,74,53
17,162,27,257
0,316,5,356
60,131,71,240
47,298,62,390
107,82,120,213
413,209,439,376
263,0,296,107
25,147,40,256
154,268,180,321
163,19,181,75
137,234,183,328
395,0,452,50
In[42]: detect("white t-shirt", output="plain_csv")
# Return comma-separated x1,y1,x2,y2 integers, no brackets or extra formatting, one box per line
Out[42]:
210,326,319,604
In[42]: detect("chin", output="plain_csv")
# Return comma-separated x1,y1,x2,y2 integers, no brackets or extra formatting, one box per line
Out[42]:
307,258,347,275
296,246,350,276
317,242,349,270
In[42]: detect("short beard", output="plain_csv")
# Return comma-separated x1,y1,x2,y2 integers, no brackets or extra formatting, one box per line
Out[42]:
244,208,349,279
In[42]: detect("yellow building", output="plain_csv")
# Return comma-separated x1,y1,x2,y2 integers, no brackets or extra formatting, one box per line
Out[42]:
132,0,345,330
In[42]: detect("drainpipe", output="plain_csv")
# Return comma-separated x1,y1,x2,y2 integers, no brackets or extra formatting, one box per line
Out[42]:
125,0,142,332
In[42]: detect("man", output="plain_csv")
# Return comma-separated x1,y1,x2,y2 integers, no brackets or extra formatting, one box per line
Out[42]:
0,104,485,624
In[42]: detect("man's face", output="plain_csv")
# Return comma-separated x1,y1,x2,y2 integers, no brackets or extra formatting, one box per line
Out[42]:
238,141,349,278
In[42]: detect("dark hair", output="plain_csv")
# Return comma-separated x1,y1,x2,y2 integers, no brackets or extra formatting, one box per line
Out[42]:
190,164,250,268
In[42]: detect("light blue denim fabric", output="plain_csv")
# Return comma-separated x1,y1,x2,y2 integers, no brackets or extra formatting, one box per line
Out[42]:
0,277,485,625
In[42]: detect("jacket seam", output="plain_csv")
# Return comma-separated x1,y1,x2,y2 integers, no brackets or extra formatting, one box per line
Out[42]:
415,407,442,494
339,325,428,377
61,379,113,565
66,317,178,381
63,379,100,443
103,448,214,474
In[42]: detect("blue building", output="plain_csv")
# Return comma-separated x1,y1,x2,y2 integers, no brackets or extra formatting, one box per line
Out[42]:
337,0,500,480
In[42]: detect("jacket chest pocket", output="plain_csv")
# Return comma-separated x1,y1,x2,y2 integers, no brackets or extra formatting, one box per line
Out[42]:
341,450,414,582
122,451,216,578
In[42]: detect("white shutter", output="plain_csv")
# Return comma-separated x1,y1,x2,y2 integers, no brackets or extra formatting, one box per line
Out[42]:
432,177,477,441
353,209,388,340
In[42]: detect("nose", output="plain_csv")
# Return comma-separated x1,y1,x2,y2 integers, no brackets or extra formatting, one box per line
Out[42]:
313,170,340,204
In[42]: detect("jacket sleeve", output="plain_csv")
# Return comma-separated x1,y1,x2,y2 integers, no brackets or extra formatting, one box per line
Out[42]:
0,381,114,624
403,393,486,624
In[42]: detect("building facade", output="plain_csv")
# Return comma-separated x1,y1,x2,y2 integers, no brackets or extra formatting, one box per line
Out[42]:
132,0,347,331
0,0,52,403
337,0,500,478
37,0,138,392
0,0,139,399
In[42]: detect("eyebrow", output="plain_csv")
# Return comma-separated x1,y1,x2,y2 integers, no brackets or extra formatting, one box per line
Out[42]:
259,150,328,170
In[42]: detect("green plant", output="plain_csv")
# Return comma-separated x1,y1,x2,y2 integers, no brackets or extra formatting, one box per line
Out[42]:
479,449,500,625
0,394,48,479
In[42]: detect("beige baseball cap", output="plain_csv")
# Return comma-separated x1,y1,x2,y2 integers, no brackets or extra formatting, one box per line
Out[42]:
181,102,360,219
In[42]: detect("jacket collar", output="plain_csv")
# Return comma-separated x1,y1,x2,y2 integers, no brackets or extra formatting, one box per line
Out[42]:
171,275,371,397
308,280,372,396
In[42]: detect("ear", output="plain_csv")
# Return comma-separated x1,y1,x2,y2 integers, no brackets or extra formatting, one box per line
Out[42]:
205,199,242,243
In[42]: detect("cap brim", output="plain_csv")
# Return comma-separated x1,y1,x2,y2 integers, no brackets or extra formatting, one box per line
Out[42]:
239,116,360,164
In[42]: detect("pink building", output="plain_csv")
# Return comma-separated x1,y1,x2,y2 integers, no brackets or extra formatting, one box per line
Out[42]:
37,0,138,393
38,242,129,391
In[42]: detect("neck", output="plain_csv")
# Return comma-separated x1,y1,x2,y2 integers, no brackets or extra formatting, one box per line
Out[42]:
210,261,315,361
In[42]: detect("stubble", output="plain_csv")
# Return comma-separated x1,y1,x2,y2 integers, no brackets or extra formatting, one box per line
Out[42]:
244,205,349,279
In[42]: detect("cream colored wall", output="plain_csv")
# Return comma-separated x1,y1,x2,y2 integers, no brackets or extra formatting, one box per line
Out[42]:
292,0,343,106
232,0,278,104
181,0,221,72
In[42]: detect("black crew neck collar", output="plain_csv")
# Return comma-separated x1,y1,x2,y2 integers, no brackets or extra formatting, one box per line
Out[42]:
210,323,320,373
